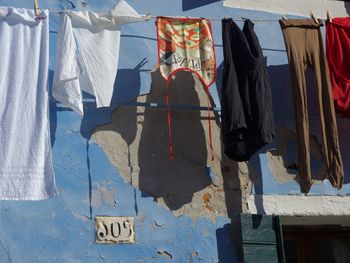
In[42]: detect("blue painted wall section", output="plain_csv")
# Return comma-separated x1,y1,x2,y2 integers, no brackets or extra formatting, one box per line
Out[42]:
0,0,350,262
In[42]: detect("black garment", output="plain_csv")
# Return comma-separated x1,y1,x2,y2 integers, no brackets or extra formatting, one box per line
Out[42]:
221,19,274,161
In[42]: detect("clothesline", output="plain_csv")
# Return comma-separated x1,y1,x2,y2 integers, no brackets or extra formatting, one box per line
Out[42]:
54,100,222,112
48,10,327,22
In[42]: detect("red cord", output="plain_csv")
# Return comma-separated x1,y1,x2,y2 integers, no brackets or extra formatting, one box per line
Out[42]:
207,87,214,161
165,79,174,160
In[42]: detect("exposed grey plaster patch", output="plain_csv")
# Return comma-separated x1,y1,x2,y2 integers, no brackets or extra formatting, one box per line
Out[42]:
85,186,116,209
267,125,326,184
267,152,296,183
71,211,89,222
100,188,117,208
89,189,102,208
0,239,12,263
60,196,92,221
92,70,248,220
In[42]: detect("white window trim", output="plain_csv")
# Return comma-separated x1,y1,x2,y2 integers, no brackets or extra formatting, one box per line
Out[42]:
247,195,350,216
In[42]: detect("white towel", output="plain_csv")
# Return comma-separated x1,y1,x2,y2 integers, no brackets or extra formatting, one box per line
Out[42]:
53,0,146,116
0,7,57,200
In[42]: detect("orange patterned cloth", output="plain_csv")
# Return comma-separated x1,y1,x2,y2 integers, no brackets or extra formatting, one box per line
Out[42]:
156,16,216,160
157,16,216,86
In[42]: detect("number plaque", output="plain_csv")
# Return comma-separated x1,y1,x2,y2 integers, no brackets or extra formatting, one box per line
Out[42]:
95,216,135,244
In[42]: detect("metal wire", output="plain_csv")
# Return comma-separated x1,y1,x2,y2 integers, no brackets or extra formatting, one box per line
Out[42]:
48,11,326,22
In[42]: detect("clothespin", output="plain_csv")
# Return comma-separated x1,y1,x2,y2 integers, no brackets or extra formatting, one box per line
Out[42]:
309,10,318,23
81,1,88,8
143,14,152,21
282,15,288,20
34,0,40,17
327,11,332,23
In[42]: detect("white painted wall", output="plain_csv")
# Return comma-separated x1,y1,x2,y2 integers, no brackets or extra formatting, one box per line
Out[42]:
248,195,350,216
223,0,349,18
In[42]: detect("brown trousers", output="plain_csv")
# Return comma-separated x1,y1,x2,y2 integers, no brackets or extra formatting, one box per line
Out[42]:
280,18,344,193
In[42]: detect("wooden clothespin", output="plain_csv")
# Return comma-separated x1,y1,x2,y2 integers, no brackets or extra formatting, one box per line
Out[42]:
327,11,332,23
34,0,40,17
309,10,318,23
282,15,288,20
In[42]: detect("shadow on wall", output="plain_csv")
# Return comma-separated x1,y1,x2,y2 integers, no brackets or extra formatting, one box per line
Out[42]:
49,60,148,217
266,64,327,184
215,62,244,216
89,65,240,260
65,58,247,261
266,63,350,187
216,62,244,262
344,2,350,15
111,59,148,104
182,0,222,11
48,70,57,147
215,62,223,102
138,69,212,210
216,224,238,263
267,64,324,121
79,59,148,139
137,68,241,261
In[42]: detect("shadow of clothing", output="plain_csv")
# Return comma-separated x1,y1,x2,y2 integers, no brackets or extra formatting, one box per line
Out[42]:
344,2,350,15
182,0,221,11
247,155,266,215
138,69,211,210
216,62,223,103
221,157,244,263
216,224,239,263
266,64,344,186
78,60,146,217
48,70,57,147
80,59,147,139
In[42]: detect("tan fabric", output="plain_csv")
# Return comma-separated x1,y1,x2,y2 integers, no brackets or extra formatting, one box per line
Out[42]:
280,18,344,193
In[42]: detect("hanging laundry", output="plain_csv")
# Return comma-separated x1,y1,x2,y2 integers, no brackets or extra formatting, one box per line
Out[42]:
156,16,216,160
0,7,57,200
280,18,344,193
221,18,274,162
53,0,146,116
326,17,350,116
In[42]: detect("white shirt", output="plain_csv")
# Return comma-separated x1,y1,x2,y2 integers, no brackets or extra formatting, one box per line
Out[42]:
53,0,146,115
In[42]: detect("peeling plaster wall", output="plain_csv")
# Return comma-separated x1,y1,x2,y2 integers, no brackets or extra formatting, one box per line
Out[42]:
1,0,350,262
92,70,249,221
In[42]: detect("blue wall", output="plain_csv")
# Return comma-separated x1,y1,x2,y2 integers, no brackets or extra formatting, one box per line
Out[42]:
0,0,349,262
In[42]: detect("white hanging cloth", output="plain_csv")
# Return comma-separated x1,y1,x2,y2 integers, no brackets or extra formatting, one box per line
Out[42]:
0,7,57,200
53,0,146,115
